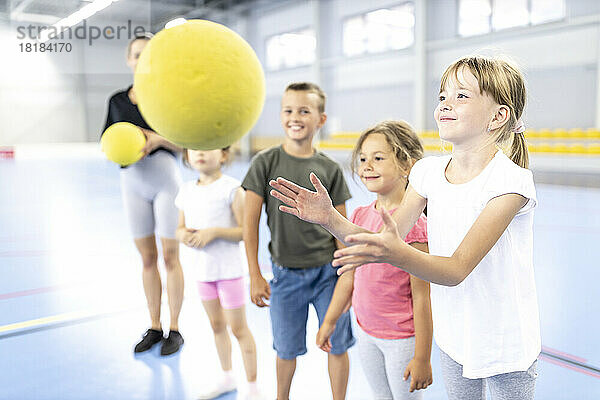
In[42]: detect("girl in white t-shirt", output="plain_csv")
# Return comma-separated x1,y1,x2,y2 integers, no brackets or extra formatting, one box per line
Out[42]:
269,55,540,400
175,148,263,400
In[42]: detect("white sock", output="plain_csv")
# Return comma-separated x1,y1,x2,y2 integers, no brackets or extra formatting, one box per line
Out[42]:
223,370,235,386
197,370,236,400
247,381,259,394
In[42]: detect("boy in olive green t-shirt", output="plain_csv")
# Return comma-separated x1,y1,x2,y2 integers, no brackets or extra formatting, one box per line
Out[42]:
242,82,354,400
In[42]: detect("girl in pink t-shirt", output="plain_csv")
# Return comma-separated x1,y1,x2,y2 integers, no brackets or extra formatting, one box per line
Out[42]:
315,121,433,399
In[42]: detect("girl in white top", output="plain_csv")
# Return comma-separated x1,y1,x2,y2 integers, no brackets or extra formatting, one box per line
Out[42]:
175,147,263,400
269,55,540,400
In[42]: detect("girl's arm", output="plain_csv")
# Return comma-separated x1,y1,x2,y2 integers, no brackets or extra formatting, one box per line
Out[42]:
175,211,187,242
175,211,195,246
210,187,245,242
403,242,433,392
333,203,347,250
315,202,349,351
184,188,246,248
316,270,354,352
269,173,426,246
334,193,527,286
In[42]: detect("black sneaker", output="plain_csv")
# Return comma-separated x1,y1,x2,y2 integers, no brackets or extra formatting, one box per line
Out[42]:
134,328,163,353
160,330,184,356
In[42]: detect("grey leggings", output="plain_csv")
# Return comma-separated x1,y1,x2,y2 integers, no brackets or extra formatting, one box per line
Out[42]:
120,151,181,239
440,349,538,400
355,324,423,400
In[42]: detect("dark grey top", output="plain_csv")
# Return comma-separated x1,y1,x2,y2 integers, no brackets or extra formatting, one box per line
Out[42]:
242,145,351,268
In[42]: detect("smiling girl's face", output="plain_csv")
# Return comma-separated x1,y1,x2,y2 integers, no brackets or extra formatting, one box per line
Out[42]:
358,133,407,195
435,66,499,147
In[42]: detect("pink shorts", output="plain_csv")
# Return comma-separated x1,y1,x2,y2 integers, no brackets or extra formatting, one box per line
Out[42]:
196,277,246,309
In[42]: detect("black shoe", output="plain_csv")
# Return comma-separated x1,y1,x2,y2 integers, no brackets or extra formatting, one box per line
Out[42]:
160,330,184,356
134,328,164,353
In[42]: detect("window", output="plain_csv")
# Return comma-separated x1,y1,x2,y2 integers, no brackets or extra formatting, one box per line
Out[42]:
459,0,566,37
458,0,492,37
531,0,566,25
492,0,528,31
266,29,316,71
343,3,415,57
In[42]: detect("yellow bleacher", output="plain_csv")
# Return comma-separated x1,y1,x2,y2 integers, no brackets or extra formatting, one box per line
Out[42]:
314,129,600,155
248,129,600,155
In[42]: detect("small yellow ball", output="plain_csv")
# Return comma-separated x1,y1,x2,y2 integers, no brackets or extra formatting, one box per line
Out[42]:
101,122,146,166
134,20,265,150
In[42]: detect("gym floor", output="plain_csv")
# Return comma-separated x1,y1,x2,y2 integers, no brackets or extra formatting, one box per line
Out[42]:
0,152,598,399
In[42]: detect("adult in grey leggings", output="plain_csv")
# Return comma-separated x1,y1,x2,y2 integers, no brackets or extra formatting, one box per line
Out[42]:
104,34,184,355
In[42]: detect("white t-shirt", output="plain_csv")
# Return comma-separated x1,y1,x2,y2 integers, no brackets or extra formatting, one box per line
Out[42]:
409,150,540,379
174,174,247,282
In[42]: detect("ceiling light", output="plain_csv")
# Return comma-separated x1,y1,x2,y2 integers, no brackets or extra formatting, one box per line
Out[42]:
165,18,187,29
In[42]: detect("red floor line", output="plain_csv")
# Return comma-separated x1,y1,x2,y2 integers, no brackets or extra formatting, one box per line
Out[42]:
535,224,600,234
0,250,129,258
541,345,587,363
0,236,42,243
0,250,48,257
539,354,600,379
0,285,67,300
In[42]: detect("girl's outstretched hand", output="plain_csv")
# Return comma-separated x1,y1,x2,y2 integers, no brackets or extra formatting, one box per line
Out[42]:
269,173,334,226
332,208,405,275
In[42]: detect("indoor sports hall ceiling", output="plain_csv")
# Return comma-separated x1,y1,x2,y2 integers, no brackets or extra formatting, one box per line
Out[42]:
2,0,280,28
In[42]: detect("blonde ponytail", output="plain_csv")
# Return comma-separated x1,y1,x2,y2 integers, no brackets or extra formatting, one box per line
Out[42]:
510,131,529,169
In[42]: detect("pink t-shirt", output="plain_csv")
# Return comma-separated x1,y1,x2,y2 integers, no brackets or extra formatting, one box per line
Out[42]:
351,201,428,339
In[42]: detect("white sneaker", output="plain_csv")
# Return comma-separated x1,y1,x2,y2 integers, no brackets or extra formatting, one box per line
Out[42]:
196,377,236,400
243,392,265,400
243,386,265,400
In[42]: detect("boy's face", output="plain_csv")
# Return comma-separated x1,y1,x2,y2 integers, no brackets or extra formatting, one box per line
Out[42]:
280,90,327,143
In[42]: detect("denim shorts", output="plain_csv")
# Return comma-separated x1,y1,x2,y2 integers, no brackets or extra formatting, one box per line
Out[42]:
269,261,355,360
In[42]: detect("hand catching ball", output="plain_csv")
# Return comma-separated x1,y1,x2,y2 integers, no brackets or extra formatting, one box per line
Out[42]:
101,122,146,166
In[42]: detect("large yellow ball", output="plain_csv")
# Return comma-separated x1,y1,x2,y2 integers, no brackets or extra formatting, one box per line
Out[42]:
134,20,265,150
101,122,146,166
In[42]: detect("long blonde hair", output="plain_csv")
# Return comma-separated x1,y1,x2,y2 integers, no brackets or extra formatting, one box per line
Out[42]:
440,55,529,168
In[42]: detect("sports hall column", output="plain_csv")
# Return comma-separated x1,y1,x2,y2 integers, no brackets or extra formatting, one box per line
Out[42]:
310,0,322,85
236,12,253,160
414,0,427,133
310,0,324,142
596,20,600,128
